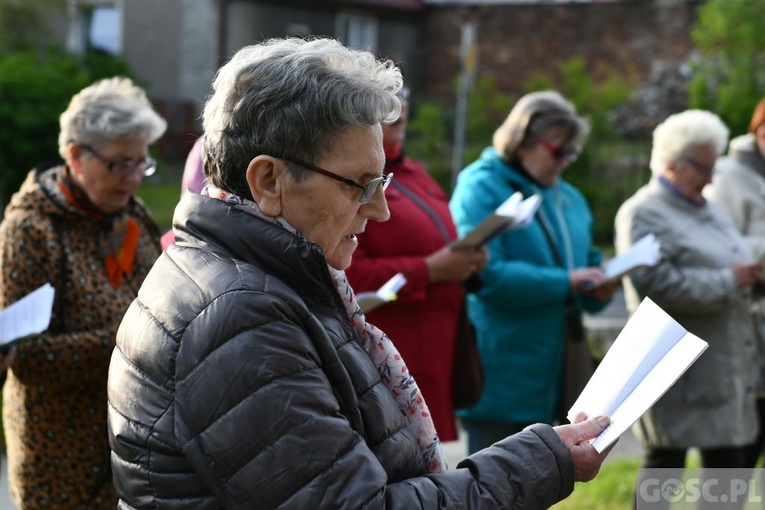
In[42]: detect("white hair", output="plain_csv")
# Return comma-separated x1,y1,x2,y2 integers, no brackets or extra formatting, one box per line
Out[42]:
201,37,403,199
649,109,729,176
58,76,167,158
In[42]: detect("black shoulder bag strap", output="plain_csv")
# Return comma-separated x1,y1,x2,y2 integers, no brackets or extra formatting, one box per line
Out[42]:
391,180,483,293
507,181,584,342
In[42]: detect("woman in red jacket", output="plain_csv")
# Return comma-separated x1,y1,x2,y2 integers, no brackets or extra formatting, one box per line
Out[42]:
346,88,487,441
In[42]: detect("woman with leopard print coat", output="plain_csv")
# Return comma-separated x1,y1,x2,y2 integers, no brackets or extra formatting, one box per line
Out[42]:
0,77,165,509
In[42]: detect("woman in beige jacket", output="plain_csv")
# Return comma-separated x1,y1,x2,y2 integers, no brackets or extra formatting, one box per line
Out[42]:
615,109,761,473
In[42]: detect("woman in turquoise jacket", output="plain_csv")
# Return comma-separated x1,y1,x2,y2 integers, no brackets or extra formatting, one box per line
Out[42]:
449,91,618,454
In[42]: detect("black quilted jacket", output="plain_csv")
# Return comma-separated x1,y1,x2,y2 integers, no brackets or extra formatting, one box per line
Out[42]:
107,192,575,509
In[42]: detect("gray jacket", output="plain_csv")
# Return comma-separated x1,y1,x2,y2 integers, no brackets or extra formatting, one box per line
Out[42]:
108,192,577,509
614,178,758,449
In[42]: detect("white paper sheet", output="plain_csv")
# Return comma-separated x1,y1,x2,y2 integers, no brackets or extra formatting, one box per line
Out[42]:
567,297,708,453
356,273,407,313
452,192,542,249
0,283,56,346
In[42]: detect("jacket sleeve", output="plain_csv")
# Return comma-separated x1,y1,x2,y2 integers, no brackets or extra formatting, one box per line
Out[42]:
615,201,737,314
173,290,575,509
0,210,117,385
385,425,575,509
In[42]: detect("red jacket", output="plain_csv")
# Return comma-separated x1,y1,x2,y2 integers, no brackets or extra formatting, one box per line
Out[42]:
346,155,462,441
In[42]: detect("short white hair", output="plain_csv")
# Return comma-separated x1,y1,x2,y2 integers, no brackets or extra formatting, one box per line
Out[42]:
58,76,167,158
201,37,403,199
650,109,729,176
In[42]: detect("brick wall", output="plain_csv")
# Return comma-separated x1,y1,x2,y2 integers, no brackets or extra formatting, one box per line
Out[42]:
420,1,697,106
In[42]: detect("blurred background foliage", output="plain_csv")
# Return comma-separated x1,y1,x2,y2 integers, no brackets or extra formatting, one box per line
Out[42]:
0,0,136,199
1,0,765,246
408,55,645,245
0,49,135,196
688,0,765,136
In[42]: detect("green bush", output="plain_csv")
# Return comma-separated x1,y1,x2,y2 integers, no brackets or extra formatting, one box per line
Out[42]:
134,180,183,233
0,49,134,200
689,0,765,135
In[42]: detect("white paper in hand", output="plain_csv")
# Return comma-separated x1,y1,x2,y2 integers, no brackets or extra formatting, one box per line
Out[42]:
567,297,708,452
598,233,661,286
0,283,56,347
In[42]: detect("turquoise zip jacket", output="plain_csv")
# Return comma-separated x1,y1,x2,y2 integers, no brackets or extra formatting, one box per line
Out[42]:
449,147,608,424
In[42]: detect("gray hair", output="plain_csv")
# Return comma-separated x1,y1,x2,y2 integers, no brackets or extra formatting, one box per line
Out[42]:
492,90,590,161
201,37,403,199
58,76,167,159
649,109,729,176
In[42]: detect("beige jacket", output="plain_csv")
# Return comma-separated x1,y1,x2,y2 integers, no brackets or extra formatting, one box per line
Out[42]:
615,178,758,449
705,134,765,262
704,134,765,393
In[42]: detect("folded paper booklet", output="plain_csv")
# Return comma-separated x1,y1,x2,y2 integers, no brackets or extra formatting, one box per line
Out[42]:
567,296,708,453
357,273,407,314
594,233,661,288
0,283,56,349
451,191,542,249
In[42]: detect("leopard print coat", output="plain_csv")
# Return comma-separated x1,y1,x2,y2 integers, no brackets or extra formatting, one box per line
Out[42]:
0,165,161,509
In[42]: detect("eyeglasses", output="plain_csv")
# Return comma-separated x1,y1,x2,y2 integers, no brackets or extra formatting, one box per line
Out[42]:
281,156,393,204
537,137,581,163
79,144,157,177
683,156,715,177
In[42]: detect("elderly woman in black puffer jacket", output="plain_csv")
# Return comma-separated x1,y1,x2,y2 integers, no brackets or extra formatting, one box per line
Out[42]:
106,37,612,510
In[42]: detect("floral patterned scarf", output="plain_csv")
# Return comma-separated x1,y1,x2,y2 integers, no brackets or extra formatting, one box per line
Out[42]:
203,184,447,473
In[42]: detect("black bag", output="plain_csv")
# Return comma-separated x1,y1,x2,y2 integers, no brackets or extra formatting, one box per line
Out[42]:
452,303,485,409
558,310,596,423
565,306,586,343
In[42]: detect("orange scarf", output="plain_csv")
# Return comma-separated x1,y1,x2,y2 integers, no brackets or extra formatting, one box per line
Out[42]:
57,177,140,289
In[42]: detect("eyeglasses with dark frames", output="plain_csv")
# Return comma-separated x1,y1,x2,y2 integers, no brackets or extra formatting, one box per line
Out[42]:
79,143,157,177
281,156,393,204
537,137,581,163
682,156,715,177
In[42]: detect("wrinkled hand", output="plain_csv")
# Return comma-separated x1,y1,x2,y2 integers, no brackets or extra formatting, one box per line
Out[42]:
733,260,762,288
0,346,17,372
426,245,488,284
554,413,614,482
569,267,607,294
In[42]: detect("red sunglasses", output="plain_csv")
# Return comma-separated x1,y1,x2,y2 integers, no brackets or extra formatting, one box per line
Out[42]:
537,138,581,163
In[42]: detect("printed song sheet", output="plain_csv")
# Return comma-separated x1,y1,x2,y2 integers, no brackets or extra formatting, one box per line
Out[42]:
451,191,542,249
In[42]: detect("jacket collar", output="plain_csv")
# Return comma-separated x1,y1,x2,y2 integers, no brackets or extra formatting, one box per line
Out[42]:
728,134,765,179
172,192,340,307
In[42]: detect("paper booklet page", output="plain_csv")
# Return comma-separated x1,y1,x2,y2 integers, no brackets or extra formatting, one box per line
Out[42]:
567,297,708,452
452,191,542,249
356,273,407,313
0,283,56,346
599,233,661,286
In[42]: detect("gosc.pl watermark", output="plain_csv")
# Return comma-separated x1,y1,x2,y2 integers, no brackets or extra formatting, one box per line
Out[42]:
636,468,765,509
